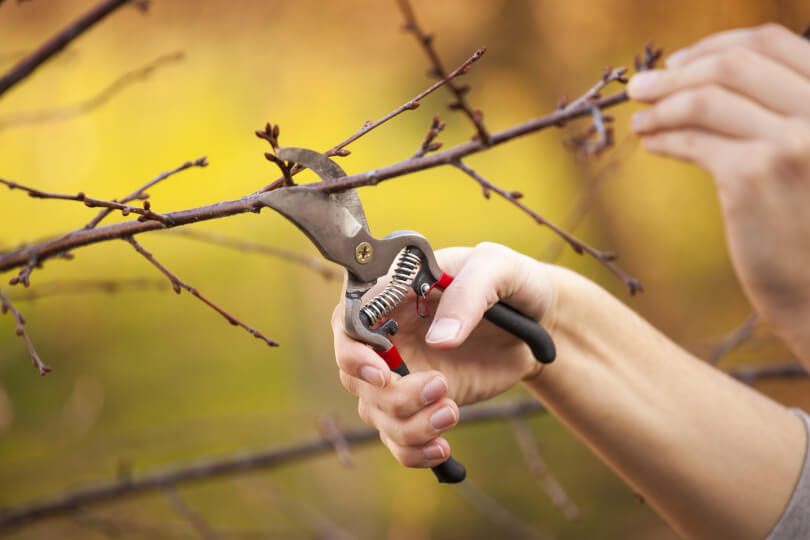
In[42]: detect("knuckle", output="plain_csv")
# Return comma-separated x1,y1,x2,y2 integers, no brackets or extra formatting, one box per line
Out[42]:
389,391,414,419
357,399,372,426
473,241,503,257
779,120,810,166
713,48,747,80
752,23,786,47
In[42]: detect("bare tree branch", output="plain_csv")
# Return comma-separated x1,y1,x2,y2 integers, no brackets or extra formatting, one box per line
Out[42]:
8,278,168,301
0,0,138,98
454,480,551,540
163,487,223,540
258,47,486,193
453,160,642,294
318,416,354,467
413,114,445,158
0,400,548,531
0,72,652,281
0,290,51,375
728,362,807,385
510,418,580,520
126,237,278,347
709,312,760,366
85,157,209,230
0,52,184,132
395,0,491,144
1,178,174,225
541,137,639,262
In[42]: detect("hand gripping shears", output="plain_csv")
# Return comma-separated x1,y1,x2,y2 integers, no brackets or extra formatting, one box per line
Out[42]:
259,147,556,484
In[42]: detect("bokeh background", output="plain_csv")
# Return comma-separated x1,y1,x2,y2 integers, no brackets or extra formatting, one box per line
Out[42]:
2,1,810,538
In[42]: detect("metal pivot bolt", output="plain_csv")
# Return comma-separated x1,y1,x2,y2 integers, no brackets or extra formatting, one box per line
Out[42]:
355,242,373,264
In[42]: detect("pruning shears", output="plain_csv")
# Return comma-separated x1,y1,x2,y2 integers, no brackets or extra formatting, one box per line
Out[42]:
259,147,556,484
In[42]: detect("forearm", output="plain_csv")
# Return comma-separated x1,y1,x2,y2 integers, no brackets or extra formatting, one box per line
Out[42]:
525,268,806,540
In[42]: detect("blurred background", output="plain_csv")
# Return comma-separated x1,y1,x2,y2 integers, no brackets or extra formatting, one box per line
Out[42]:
2,0,810,538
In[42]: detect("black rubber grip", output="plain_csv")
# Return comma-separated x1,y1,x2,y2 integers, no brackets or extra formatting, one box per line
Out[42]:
391,359,467,484
431,456,467,483
484,302,556,364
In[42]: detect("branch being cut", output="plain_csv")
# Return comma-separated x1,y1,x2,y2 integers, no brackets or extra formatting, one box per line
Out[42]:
0,79,648,282
0,52,184,132
395,0,491,145
452,160,642,294
126,237,277,347
0,290,51,375
0,0,137,98
258,47,486,192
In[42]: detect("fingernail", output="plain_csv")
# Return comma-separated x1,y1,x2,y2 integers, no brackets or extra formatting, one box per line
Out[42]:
666,48,689,67
360,366,385,387
630,110,649,132
627,71,658,97
430,406,457,431
422,376,448,405
422,442,446,461
426,318,460,343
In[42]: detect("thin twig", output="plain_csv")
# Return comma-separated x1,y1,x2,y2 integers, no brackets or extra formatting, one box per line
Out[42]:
542,137,639,262
0,400,548,531
510,418,580,520
395,0,491,145
84,156,208,230
1,178,174,225
0,52,184,132
258,47,485,192
709,312,759,366
0,51,659,281
0,0,136,98
453,160,642,294
163,487,222,540
165,229,341,281
318,416,354,467
455,480,550,540
728,362,807,385
0,289,51,375
413,114,445,158
126,236,278,347
8,278,168,301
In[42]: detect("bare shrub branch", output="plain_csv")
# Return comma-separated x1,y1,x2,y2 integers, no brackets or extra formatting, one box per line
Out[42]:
0,290,51,375
395,0,491,144
126,236,278,347
0,0,137,98
0,52,184,132
452,160,642,294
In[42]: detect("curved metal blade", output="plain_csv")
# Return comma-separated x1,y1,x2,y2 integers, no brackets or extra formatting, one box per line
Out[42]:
276,147,367,229
258,147,372,270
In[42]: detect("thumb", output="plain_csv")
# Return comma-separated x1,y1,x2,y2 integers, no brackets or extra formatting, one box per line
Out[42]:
426,243,536,348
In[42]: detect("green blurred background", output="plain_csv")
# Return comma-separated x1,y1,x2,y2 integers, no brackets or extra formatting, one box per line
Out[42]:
2,1,810,538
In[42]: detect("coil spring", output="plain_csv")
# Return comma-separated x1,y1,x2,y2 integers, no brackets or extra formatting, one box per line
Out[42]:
360,249,421,326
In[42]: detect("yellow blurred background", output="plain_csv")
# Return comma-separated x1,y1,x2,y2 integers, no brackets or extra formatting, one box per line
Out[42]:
2,1,810,538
